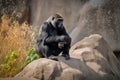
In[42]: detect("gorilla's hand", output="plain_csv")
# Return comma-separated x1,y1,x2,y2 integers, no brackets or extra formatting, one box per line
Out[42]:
59,35,70,42
58,42,65,49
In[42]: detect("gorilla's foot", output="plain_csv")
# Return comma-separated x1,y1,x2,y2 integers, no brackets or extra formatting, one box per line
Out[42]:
61,54,70,60
48,56,58,61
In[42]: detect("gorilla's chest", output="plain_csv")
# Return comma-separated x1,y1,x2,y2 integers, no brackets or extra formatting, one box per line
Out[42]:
49,29,59,36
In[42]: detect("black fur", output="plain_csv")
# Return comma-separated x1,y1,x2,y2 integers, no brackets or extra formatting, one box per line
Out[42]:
36,21,71,60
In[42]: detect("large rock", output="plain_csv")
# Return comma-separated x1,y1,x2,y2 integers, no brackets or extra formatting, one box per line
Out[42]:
0,77,37,80
14,34,120,80
70,34,120,79
70,0,120,51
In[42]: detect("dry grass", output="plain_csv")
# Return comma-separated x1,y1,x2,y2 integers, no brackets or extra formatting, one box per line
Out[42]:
0,15,35,76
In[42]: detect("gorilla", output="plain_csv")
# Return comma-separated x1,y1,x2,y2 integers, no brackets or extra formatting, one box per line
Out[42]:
36,13,71,60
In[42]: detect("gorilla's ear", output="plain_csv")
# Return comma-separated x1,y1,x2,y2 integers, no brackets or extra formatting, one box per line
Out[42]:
52,17,55,20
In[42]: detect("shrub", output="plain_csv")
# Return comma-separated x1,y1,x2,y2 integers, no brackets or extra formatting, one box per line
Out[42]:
0,15,36,77
0,48,40,77
0,50,20,77
21,48,40,69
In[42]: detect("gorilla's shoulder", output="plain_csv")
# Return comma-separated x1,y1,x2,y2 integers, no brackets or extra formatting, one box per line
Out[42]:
42,22,49,26
43,22,49,25
41,22,50,30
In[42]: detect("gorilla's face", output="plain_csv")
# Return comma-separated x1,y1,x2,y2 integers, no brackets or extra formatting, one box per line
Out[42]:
51,18,64,29
56,19,64,29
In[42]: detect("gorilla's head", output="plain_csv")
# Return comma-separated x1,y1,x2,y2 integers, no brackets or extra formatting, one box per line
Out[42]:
48,14,64,29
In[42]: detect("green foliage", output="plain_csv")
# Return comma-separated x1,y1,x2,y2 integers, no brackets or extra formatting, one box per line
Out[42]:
0,50,20,77
0,48,40,77
21,48,40,69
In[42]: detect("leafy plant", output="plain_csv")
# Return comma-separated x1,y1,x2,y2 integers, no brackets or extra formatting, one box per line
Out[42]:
21,48,40,69
0,48,40,77
0,50,20,77
0,15,35,77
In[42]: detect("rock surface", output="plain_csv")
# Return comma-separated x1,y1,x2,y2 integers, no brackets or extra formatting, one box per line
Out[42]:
14,34,120,80
0,77,37,80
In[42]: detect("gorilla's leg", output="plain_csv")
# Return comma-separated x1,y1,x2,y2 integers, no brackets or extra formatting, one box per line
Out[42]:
36,45,45,58
44,46,52,57
44,46,58,61
36,45,52,58
62,44,70,60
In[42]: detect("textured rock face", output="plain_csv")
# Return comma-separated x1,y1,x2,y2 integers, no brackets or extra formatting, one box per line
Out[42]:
0,77,37,80
15,58,84,80
15,34,120,80
70,34,120,79
70,0,120,51
30,0,120,51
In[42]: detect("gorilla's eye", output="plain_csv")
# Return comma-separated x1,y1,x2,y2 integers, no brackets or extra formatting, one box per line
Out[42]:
57,19,63,22
56,21,63,28
57,20,63,25
57,19,63,25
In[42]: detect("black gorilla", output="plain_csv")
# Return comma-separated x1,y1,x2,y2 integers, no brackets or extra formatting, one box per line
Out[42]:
36,14,71,60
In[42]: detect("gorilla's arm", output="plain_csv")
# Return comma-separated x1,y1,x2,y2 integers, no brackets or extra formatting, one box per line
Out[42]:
58,27,71,43
41,22,61,45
